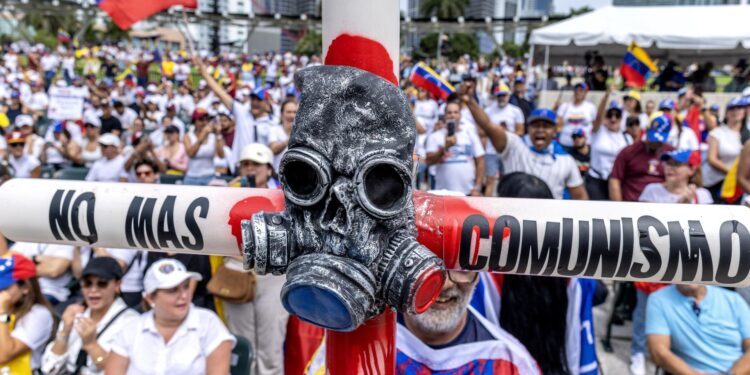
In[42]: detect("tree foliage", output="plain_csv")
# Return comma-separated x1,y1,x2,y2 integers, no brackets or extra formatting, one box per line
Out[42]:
294,30,322,56
419,0,470,18
419,32,479,61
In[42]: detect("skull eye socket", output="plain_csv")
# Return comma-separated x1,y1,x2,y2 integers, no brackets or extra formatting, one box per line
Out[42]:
363,164,406,211
280,148,332,206
356,156,411,219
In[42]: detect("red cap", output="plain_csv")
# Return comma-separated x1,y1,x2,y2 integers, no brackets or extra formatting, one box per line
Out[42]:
6,131,25,144
192,109,209,121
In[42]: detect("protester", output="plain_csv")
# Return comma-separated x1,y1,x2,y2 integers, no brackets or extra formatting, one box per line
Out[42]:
425,101,485,196
704,97,744,203
568,128,590,177
106,259,235,375
268,99,297,172
0,254,54,373
5,131,41,178
609,114,675,201
156,125,188,175
647,284,750,375
41,122,83,169
621,90,649,131
81,113,104,167
467,95,587,200
557,83,597,148
42,257,139,375
481,83,525,195
85,133,125,182
183,109,225,185
587,89,633,200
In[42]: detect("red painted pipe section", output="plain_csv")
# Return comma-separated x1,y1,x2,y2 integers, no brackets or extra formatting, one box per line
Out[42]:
326,309,396,375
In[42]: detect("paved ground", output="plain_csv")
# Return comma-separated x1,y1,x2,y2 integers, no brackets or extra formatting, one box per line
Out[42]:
594,282,657,375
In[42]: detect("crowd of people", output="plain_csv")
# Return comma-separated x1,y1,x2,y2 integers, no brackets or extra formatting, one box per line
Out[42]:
0,40,749,375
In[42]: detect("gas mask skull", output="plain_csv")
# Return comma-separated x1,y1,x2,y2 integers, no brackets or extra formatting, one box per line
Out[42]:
241,66,445,331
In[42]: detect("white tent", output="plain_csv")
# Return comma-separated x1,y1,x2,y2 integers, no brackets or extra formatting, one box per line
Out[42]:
529,5,750,65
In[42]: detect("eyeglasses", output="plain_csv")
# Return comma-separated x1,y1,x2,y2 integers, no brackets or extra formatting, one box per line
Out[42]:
446,271,478,285
81,279,111,289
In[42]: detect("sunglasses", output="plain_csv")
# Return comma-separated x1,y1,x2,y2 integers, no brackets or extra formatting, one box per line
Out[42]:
446,271,478,285
81,279,111,289
8,143,24,148
606,112,622,119
136,170,154,177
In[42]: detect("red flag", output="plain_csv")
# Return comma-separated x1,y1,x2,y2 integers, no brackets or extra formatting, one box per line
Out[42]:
98,0,197,30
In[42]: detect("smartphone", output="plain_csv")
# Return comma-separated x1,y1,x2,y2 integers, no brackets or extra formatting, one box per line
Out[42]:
240,175,256,188
446,121,456,137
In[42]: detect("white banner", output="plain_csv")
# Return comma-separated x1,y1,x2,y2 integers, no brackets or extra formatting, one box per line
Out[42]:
47,86,87,120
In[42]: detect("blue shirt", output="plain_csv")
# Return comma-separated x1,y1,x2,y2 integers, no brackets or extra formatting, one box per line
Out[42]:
646,285,750,373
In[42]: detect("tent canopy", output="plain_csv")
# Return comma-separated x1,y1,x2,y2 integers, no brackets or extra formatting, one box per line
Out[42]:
529,5,750,65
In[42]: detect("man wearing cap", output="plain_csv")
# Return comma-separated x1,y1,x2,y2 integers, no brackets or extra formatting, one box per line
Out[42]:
609,114,676,202
5,131,41,178
196,57,274,166
85,133,126,183
557,82,597,148
466,96,588,200
425,101,485,196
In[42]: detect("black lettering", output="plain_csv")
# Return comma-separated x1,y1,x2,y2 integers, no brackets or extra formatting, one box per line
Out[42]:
615,218,634,278
661,221,693,282
459,215,489,270
48,190,76,241
157,196,183,249
125,197,159,249
517,221,560,275
688,221,713,282
584,219,621,278
558,219,589,276
716,220,750,284
630,216,665,279
71,192,97,244
183,197,209,251
488,215,521,272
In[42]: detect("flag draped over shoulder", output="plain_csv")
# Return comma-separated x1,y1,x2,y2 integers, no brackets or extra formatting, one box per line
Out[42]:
619,41,658,88
97,0,198,30
409,62,455,101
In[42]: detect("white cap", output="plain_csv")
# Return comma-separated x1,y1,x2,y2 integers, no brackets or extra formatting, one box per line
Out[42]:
98,133,120,147
147,84,158,93
742,87,750,98
143,258,202,294
14,114,33,128
240,143,273,165
83,111,101,128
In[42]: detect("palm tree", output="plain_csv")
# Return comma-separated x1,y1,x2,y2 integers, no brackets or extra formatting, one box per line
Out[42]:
419,0,470,18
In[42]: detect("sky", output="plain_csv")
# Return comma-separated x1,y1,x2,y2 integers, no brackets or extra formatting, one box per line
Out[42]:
399,0,613,14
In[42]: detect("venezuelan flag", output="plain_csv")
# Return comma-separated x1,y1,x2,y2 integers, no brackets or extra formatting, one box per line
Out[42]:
57,29,71,44
619,42,658,88
409,62,455,101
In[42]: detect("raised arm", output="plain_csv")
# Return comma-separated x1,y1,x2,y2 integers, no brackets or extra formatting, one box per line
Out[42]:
194,57,234,110
592,87,612,133
463,95,508,153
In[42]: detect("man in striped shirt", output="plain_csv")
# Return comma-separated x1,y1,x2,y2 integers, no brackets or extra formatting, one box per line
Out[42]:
463,94,588,200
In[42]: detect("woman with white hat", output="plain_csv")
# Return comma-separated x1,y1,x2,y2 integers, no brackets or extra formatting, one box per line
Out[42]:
230,143,279,189
106,258,235,375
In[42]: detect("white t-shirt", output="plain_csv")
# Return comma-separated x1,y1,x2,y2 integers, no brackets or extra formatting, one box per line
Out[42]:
113,107,138,130
11,304,54,370
85,155,126,182
414,99,439,132
638,183,713,204
41,54,59,72
268,125,289,172
27,92,49,111
254,115,274,147
231,101,257,166
703,126,742,187
668,126,700,151
500,133,584,199
110,306,236,375
484,102,525,154
557,101,597,147
425,127,485,195
589,128,632,179
9,154,41,178
186,132,218,178
11,242,75,302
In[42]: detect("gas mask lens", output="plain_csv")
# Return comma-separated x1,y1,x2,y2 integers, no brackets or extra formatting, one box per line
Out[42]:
356,152,412,220
279,147,332,206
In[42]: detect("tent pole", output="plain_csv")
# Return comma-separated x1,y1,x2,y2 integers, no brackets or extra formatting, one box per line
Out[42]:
542,45,549,94
527,44,535,72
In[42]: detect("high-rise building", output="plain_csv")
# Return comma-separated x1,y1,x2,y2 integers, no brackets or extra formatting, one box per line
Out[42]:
519,0,553,17
613,0,739,5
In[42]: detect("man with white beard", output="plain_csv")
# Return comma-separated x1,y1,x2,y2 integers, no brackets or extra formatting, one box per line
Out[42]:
304,270,540,374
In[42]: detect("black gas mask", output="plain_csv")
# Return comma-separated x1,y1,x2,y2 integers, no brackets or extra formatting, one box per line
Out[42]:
241,66,445,331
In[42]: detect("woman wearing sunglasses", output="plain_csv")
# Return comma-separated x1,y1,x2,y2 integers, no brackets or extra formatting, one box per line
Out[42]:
42,257,138,375
0,254,54,374
586,86,634,200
